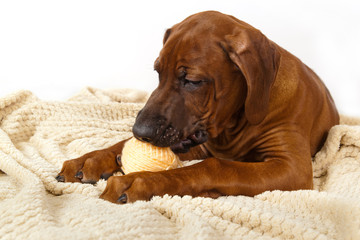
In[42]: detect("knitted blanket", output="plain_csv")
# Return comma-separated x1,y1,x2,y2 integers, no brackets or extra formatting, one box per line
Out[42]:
0,87,359,240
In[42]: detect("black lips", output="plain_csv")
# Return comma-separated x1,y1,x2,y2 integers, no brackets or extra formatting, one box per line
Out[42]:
170,131,208,153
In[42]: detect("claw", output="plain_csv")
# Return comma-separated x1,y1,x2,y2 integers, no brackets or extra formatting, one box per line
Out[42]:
116,154,122,166
100,172,112,180
116,154,125,175
117,194,128,204
75,171,83,180
55,175,65,182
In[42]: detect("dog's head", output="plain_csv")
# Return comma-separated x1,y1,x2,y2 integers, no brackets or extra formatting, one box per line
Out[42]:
132,11,280,153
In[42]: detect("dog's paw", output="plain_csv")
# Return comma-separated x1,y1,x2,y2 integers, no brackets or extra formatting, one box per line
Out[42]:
99,172,166,203
56,150,122,184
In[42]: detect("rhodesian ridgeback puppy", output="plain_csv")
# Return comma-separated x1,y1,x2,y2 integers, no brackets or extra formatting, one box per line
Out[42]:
56,11,339,203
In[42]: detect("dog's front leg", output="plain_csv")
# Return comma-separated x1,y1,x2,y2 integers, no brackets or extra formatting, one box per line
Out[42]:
100,135,313,204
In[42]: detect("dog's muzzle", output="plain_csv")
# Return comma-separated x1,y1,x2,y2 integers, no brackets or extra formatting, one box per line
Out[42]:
132,117,208,153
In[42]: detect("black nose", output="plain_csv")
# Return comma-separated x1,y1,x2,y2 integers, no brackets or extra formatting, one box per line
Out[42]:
132,122,155,143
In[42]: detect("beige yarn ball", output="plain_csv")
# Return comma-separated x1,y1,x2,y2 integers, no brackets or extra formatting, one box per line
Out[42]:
121,137,183,174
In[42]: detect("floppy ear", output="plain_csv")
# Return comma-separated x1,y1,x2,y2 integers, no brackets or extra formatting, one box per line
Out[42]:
221,28,280,124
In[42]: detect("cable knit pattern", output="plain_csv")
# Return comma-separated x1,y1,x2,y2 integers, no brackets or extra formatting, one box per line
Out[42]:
0,87,359,239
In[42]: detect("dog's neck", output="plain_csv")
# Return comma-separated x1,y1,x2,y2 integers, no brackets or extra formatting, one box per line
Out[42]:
204,110,256,161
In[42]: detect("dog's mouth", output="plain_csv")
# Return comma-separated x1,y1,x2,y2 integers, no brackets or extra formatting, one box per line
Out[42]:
133,118,208,154
170,130,208,154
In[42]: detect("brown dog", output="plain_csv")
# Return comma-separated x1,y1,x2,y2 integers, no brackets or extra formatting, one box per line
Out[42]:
56,11,339,203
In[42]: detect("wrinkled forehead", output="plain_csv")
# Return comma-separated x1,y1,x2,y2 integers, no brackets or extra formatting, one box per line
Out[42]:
156,40,210,75
155,11,255,73
156,29,221,72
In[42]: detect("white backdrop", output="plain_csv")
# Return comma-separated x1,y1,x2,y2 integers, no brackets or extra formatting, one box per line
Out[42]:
1,0,359,116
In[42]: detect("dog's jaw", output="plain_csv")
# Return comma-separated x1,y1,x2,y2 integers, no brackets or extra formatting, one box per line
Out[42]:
170,130,208,154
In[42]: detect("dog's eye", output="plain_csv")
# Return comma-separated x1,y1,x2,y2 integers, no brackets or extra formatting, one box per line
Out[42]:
182,78,203,90
184,79,202,85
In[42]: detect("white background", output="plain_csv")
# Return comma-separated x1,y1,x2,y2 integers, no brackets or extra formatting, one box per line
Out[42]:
0,0,359,116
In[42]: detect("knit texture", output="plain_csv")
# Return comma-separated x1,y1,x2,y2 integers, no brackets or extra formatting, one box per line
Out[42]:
0,87,359,239
121,137,182,174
